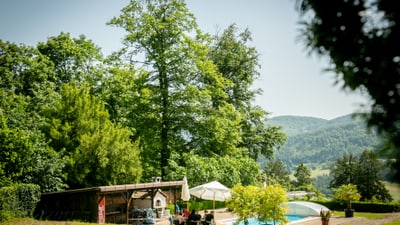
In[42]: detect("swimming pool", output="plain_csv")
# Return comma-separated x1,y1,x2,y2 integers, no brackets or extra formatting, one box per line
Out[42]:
225,215,307,225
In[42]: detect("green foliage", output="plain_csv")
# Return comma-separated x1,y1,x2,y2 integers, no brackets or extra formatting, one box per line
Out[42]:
15,184,41,217
0,210,14,222
330,153,358,187
312,174,333,197
173,154,261,188
108,0,235,179
268,114,380,170
356,151,393,202
263,160,290,188
0,0,287,192
0,100,66,192
227,184,287,225
0,186,18,218
257,184,288,224
43,83,142,188
347,202,400,213
293,163,312,188
37,32,103,87
165,204,175,214
312,200,400,213
209,24,286,161
188,200,225,211
106,0,285,182
227,184,262,225
331,151,393,202
319,209,331,220
334,184,361,209
266,115,327,136
296,0,400,181
0,40,55,98
0,184,41,221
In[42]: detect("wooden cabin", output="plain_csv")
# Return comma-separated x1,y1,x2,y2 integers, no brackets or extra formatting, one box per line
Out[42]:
34,180,184,224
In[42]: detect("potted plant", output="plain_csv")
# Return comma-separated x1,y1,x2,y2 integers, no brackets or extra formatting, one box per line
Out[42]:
334,184,361,217
320,209,331,225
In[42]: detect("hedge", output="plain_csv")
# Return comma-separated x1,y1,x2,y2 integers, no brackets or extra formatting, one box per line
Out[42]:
0,184,41,221
312,200,400,213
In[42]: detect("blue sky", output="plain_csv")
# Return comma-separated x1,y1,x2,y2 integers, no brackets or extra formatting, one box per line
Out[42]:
0,0,370,119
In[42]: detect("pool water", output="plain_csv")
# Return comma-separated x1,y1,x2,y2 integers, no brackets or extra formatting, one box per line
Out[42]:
226,215,307,225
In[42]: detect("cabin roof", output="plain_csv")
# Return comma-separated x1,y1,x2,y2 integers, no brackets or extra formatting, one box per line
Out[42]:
42,181,184,195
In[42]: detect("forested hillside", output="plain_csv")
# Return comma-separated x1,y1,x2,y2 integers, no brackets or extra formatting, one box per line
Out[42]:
266,114,380,170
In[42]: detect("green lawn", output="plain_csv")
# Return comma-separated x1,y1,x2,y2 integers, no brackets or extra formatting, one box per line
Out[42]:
333,211,400,225
0,218,112,225
333,211,387,219
385,182,400,202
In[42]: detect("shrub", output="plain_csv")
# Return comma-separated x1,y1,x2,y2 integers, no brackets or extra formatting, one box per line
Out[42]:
312,200,400,213
0,184,41,221
16,184,41,216
0,210,14,222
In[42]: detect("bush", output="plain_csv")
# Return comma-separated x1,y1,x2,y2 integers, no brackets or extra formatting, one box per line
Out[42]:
16,184,41,216
312,200,400,213
0,210,14,222
0,184,41,221
189,200,226,211
166,204,175,214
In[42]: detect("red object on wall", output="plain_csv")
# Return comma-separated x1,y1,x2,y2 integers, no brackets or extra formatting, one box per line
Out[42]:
98,196,106,223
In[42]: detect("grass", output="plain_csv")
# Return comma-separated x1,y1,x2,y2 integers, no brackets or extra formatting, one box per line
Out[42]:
385,182,400,202
0,218,112,225
333,211,386,219
3,211,400,225
333,211,400,225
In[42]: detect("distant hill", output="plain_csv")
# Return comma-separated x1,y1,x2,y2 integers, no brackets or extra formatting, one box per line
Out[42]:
264,114,380,170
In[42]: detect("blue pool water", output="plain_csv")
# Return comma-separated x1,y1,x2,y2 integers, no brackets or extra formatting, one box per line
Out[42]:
226,215,306,225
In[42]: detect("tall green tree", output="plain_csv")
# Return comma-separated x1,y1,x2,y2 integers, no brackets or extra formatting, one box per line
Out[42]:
330,151,392,202
108,0,239,179
37,32,103,88
263,160,290,188
293,163,312,188
42,83,142,188
227,184,287,225
209,24,286,160
354,150,392,202
296,0,400,180
0,40,65,192
330,153,357,187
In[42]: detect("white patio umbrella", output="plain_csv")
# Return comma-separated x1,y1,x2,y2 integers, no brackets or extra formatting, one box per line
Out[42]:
181,176,190,201
189,181,231,209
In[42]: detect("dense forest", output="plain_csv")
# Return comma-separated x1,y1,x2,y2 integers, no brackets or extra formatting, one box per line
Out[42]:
0,0,287,193
265,114,380,170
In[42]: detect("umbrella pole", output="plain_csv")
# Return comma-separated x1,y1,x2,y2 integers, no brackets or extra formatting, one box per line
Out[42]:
213,193,215,209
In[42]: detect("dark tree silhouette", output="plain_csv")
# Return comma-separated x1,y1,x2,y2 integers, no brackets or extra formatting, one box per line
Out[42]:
297,0,400,180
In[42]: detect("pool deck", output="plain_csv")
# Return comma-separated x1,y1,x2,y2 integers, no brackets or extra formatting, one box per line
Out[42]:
156,209,400,225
